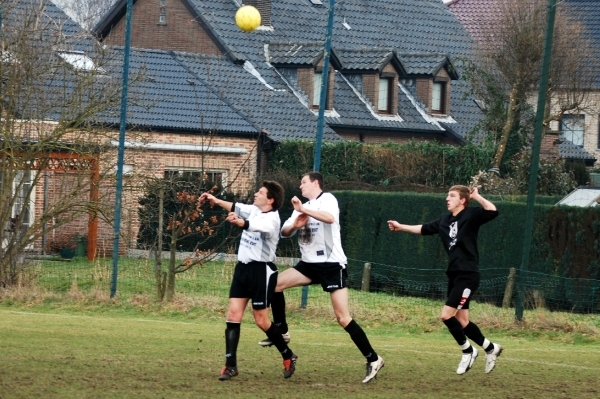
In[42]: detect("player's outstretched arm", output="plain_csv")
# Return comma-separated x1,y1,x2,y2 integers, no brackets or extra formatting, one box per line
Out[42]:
469,187,496,211
199,192,234,212
388,220,423,235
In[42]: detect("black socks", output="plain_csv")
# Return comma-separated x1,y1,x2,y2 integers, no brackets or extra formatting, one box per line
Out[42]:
224,321,240,367
344,319,378,363
265,323,293,360
443,317,472,353
271,292,288,334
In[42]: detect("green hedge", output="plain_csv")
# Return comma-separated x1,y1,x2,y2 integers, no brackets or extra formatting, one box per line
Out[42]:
269,140,495,189
334,191,600,311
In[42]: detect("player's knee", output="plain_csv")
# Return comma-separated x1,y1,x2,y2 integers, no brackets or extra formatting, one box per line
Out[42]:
253,314,270,331
337,315,351,326
440,314,452,322
255,319,270,331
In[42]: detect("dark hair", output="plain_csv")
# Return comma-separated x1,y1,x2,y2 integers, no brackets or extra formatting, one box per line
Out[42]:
262,180,285,210
449,185,471,207
303,172,324,189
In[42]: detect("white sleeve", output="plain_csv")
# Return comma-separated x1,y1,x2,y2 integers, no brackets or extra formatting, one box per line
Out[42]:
320,193,340,220
246,212,279,238
234,203,254,219
281,210,301,237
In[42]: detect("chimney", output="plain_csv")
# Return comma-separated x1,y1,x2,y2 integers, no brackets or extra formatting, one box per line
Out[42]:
245,0,272,26
540,129,561,160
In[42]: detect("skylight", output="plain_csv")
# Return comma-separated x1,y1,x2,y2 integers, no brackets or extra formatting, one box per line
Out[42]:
310,0,323,5
556,187,600,207
57,51,105,73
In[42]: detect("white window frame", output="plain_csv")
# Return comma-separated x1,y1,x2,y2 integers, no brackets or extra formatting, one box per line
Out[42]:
378,77,391,112
432,82,443,113
561,114,585,147
164,167,227,187
313,71,323,108
1,170,35,249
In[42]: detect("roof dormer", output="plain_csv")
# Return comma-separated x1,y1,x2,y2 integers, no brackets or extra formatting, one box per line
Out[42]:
333,49,406,115
268,42,337,111
399,53,458,116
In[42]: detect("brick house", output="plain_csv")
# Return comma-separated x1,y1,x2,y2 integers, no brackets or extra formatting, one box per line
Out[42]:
5,0,491,256
448,0,598,166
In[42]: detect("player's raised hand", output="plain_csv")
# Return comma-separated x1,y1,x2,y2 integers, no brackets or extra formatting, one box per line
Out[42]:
291,196,303,212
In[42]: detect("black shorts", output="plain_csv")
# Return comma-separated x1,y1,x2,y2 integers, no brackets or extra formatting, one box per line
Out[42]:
445,271,480,310
229,261,278,310
293,261,348,292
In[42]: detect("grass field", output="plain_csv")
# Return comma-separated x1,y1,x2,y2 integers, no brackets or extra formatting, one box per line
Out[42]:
1,296,600,398
2,259,600,398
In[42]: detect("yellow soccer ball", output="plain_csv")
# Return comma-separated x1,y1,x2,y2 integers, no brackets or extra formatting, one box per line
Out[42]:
235,5,261,32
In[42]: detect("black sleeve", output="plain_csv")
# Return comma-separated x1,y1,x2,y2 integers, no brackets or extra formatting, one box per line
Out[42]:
421,218,441,236
472,207,499,226
242,219,249,230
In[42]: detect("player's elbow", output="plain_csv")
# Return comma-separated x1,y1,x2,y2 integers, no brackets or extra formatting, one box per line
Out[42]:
323,216,335,224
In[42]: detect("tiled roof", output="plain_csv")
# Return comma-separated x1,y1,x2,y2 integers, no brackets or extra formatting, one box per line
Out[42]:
180,0,482,141
88,0,488,143
334,49,395,71
399,53,458,78
559,141,597,161
171,51,341,142
268,42,324,66
7,0,94,52
446,0,502,46
96,48,258,134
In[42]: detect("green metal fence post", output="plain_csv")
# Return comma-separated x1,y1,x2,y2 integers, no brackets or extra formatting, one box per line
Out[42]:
301,0,336,309
516,0,557,321
110,0,134,298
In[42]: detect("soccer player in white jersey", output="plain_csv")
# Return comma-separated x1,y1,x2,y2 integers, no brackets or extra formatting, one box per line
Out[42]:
259,172,384,383
388,185,503,375
199,181,297,381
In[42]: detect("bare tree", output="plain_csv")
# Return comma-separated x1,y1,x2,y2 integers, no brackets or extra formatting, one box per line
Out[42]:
465,0,595,172
0,0,137,286
135,58,260,301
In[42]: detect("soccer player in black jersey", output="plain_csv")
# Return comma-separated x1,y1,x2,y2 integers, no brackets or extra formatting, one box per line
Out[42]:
200,181,297,381
388,185,503,375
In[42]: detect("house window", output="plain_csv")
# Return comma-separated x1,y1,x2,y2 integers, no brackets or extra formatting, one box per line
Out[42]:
164,169,225,187
378,77,392,113
158,0,167,25
432,82,446,114
0,171,34,238
561,114,584,147
313,71,323,108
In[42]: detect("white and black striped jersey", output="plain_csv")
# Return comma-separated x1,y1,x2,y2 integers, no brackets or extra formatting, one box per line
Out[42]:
281,192,347,266
234,203,280,264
